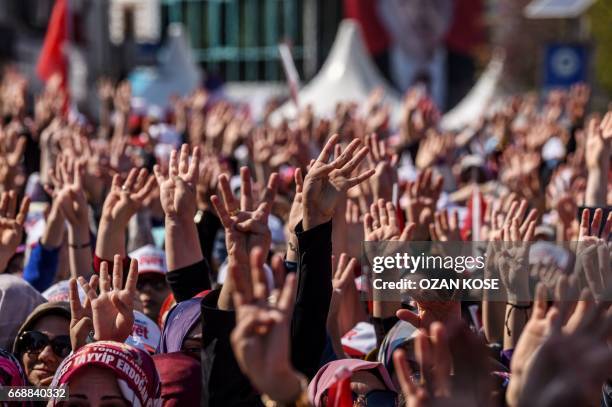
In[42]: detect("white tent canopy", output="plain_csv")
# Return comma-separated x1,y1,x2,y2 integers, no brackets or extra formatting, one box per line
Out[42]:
270,19,402,125
129,23,202,109
524,0,596,18
440,53,505,131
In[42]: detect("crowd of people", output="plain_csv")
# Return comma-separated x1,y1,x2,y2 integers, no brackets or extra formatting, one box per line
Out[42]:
0,66,610,407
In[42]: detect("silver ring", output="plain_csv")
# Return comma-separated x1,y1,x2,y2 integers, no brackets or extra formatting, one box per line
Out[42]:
121,186,128,191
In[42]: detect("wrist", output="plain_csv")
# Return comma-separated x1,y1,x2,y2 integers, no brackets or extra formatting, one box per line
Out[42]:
260,370,306,404
302,210,329,231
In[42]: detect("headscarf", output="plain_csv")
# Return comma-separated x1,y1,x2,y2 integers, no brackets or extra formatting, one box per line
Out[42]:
153,352,202,406
50,341,161,407
377,320,418,374
308,359,397,406
158,298,202,354
0,348,26,386
11,302,71,355
0,274,45,350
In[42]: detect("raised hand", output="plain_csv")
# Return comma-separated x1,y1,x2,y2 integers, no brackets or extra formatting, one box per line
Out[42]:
0,191,30,272
366,133,398,202
393,322,492,407
68,276,96,351
404,168,443,240
101,168,156,227
575,208,612,300
154,144,201,222
78,255,138,342
513,290,612,407
286,168,303,262
364,199,415,241
230,248,305,404
47,155,88,226
601,110,612,140
302,135,374,230
326,253,367,358
0,126,26,190
429,209,461,242
496,199,538,303
212,167,278,309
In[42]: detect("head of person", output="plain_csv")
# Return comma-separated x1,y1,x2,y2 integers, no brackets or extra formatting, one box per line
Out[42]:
12,302,71,387
0,274,46,350
0,348,26,387
308,359,397,407
50,341,161,407
158,297,202,359
129,245,170,322
152,351,202,406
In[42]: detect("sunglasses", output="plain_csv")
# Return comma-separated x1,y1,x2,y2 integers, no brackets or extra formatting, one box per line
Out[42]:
18,331,71,358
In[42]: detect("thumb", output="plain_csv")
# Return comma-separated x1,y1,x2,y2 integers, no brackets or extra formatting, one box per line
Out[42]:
396,308,422,328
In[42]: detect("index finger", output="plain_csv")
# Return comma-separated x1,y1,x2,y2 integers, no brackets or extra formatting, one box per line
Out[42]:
125,258,139,294
316,134,339,163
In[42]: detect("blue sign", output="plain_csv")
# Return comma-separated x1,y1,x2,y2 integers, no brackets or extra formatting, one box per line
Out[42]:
544,44,588,87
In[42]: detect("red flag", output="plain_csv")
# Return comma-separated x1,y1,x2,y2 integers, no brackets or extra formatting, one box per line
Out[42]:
325,367,353,407
36,0,68,89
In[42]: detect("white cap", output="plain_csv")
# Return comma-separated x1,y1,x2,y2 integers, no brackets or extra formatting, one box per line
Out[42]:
43,280,87,303
125,310,161,354
128,244,167,275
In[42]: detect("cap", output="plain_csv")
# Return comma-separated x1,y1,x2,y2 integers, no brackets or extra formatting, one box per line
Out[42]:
125,311,162,354
129,245,167,275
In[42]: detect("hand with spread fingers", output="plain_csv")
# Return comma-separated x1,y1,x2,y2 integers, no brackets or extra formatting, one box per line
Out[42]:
429,209,461,242
230,248,305,405
47,154,93,278
495,199,538,303
364,199,415,242
96,167,156,259
154,144,205,271
211,167,278,310
404,168,443,240
574,208,612,300
0,190,30,273
78,255,139,342
393,322,492,407
366,133,398,202
513,288,612,407
302,134,374,230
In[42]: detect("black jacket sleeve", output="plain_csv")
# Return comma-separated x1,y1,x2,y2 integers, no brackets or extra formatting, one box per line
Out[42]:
166,259,212,302
200,289,263,407
196,209,222,269
291,220,333,379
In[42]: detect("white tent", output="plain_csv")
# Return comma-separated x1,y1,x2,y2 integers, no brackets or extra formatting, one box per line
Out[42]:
440,53,505,131
129,23,202,108
524,0,596,18
270,19,402,125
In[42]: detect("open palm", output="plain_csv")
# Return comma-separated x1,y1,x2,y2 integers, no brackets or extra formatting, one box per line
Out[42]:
78,255,138,342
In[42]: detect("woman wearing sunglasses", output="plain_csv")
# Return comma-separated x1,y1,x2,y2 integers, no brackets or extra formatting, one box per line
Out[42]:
12,302,71,387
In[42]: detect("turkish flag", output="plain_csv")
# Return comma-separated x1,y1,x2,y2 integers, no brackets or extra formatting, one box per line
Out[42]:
36,0,68,89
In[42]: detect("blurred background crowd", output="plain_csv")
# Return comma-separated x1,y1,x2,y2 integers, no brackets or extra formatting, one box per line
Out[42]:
0,0,610,406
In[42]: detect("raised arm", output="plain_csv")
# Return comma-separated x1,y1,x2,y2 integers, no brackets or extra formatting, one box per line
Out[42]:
95,168,155,262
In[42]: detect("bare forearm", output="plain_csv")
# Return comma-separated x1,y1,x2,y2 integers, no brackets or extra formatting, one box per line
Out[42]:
585,167,608,206
95,220,126,259
165,217,203,271
68,225,92,278
482,300,505,344
41,205,66,249
503,302,530,350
